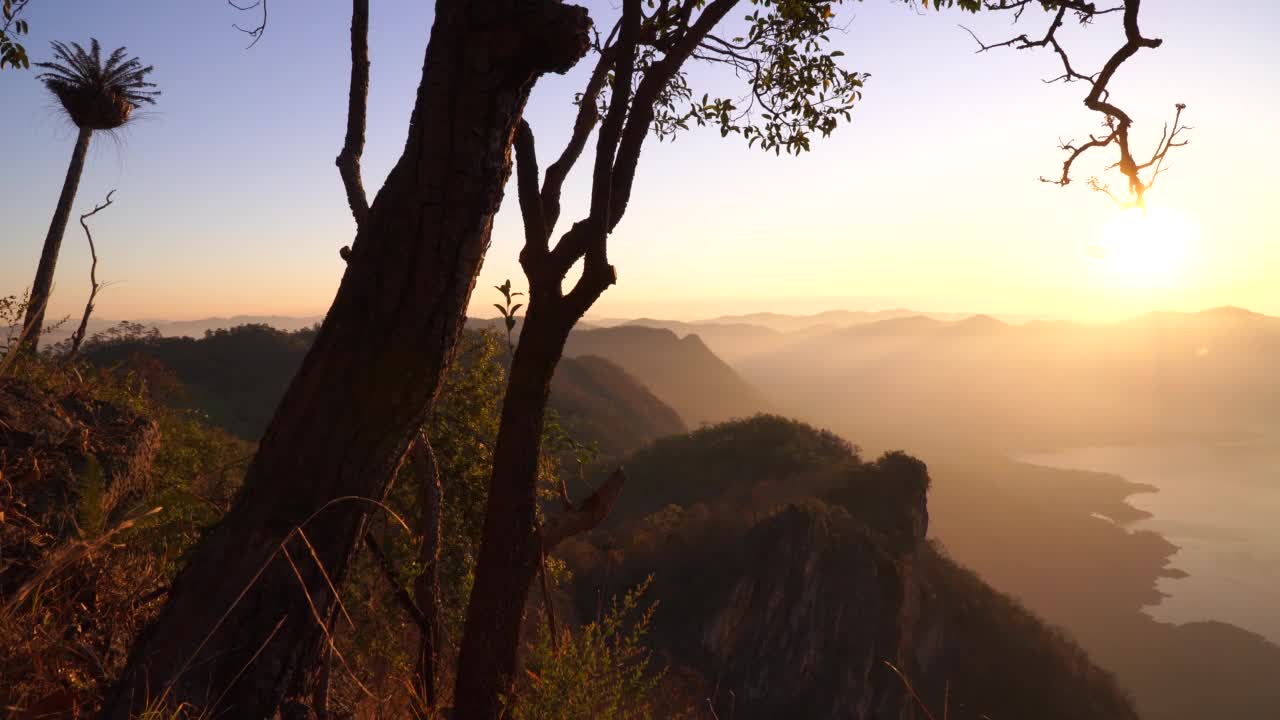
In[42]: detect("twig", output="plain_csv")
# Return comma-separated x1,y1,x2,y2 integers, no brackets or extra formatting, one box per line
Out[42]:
68,189,115,358
281,542,374,699
363,530,428,629
537,538,560,651
208,614,288,714
540,468,626,550
883,660,938,720
228,0,268,47
296,527,356,631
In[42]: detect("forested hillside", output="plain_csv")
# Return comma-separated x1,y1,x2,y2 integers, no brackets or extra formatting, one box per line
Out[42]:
561,416,1139,720
563,325,768,426
81,324,687,459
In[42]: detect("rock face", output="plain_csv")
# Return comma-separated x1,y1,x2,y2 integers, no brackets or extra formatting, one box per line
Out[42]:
0,377,159,594
700,505,917,719
687,501,1139,720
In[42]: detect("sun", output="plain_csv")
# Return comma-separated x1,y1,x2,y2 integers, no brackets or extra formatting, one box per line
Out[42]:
1088,205,1196,288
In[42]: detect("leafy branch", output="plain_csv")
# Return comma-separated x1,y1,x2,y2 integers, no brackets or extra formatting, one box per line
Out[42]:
1,0,32,70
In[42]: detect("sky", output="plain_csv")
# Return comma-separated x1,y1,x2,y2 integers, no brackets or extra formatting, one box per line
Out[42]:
1,0,1277,324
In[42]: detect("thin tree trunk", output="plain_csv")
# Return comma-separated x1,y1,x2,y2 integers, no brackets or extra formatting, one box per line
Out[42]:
23,126,91,352
453,300,574,719
412,435,443,715
100,3,589,717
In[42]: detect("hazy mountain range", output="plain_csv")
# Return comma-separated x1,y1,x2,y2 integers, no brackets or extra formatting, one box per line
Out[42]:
63,304,1280,720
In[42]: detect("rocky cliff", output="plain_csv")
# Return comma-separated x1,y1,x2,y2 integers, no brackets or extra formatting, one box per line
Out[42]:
565,416,1139,719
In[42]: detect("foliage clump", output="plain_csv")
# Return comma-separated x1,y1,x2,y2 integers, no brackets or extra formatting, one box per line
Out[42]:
510,579,664,720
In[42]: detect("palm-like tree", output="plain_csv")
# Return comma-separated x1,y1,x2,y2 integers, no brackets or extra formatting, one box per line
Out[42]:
21,39,158,350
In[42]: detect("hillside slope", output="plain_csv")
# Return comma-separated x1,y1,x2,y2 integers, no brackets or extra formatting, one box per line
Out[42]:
564,325,768,426
548,354,686,459
82,325,686,459
562,416,1138,720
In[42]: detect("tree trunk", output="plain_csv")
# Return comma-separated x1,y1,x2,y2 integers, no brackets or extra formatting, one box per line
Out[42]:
23,126,91,352
100,3,589,718
453,299,575,719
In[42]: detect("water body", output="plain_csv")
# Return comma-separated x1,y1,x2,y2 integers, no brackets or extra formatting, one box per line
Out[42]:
1023,440,1280,644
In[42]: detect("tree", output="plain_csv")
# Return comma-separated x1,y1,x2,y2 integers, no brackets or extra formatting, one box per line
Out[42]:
452,0,1184,716
100,1,592,717
22,40,157,351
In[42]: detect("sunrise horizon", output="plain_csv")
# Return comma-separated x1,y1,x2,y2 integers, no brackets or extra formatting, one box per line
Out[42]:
3,2,1278,719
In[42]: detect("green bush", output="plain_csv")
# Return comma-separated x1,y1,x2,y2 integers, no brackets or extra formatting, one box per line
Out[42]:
510,578,664,720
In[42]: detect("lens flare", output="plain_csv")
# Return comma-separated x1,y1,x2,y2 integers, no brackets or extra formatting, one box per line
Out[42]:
1088,206,1196,288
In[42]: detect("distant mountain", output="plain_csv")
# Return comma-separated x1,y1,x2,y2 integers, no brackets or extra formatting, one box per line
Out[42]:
741,307,1280,451
82,325,686,458
466,316,602,336
618,318,783,361
37,315,324,348
153,315,323,337
563,325,768,426
701,308,976,332
549,355,686,460
834,314,944,337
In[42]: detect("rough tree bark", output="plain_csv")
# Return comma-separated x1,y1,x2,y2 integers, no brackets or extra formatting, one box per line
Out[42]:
100,2,590,717
23,126,92,352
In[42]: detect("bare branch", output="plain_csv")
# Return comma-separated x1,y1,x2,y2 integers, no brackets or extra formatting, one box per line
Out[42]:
514,120,549,272
587,0,643,238
363,531,428,630
607,0,738,228
410,432,443,710
965,0,1185,205
540,47,616,236
68,190,115,358
554,0,737,320
337,0,370,227
228,0,268,48
540,468,626,550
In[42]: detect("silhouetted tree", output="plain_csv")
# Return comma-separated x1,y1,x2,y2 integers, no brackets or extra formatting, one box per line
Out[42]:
103,0,1188,717
22,40,157,351
100,1,591,716
454,0,1184,716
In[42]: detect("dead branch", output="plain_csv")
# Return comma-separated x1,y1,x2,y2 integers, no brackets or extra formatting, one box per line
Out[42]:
363,531,428,629
964,0,1187,205
410,433,443,712
337,0,370,227
67,189,115,359
228,0,268,47
540,468,626,550
537,539,560,651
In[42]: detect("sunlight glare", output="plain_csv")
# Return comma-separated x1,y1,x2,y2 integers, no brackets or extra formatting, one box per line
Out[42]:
1088,206,1196,288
